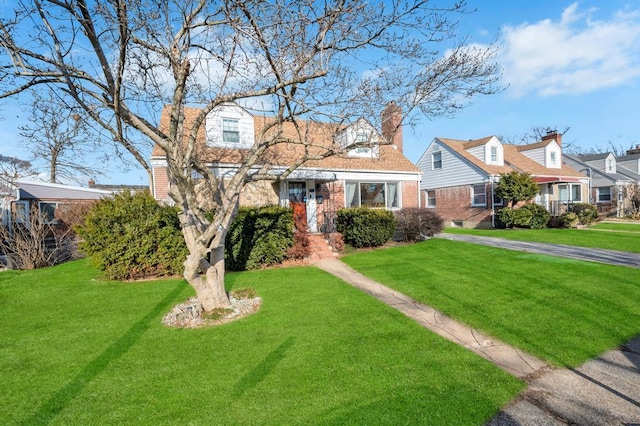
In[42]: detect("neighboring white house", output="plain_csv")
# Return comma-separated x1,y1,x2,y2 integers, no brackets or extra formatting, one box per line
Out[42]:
417,131,589,228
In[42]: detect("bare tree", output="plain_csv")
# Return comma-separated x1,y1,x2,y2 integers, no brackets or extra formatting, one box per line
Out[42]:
500,126,571,146
19,90,102,184
0,0,501,311
0,154,37,182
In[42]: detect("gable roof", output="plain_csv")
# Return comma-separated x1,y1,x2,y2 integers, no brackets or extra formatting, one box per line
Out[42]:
578,153,612,161
152,106,419,174
564,154,632,183
435,136,585,179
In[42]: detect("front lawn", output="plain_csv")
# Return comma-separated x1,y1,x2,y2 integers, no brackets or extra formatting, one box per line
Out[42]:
444,226,640,253
341,239,640,367
0,260,521,425
590,222,640,233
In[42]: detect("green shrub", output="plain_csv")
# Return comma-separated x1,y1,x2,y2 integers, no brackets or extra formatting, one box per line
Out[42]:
77,191,188,280
497,204,550,229
558,212,579,228
570,203,598,225
496,207,517,228
336,207,396,248
225,206,294,271
517,204,550,229
395,208,444,242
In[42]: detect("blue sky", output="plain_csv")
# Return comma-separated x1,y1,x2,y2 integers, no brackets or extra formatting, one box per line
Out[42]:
404,0,640,164
2,1,640,184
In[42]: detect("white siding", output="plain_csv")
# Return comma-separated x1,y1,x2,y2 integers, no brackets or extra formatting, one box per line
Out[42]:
520,147,545,165
334,119,380,158
466,145,483,162
417,139,487,190
485,138,504,166
205,104,255,149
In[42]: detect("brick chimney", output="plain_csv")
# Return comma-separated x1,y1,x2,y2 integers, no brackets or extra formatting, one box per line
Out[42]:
381,102,403,152
626,144,640,155
88,179,96,188
541,130,562,146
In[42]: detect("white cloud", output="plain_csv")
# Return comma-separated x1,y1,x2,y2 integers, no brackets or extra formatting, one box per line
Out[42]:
501,2,640,97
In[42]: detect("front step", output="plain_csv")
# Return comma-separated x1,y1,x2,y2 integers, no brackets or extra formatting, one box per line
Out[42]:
307,233,339,261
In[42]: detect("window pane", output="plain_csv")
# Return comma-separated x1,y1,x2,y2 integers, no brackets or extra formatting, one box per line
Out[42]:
490,146,497,162
345,182,359,207
571,184,581,202
387,182,398,208
432,152,442,169
427,190,436,207
472,184,486,205
39,202,57,222
222,118,240,143
360,182,385,208
598,187,611,202
558,185,568,201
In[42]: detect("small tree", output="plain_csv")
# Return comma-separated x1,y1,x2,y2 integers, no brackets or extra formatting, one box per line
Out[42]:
495,171,539,208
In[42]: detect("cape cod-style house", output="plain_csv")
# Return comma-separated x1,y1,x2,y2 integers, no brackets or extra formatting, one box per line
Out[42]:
417,131,588,228
151,103,421,232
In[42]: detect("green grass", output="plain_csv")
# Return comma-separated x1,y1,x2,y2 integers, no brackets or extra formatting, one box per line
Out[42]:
0,259,522,425
444,226,640,253
590,222,640,232
341,240,640,367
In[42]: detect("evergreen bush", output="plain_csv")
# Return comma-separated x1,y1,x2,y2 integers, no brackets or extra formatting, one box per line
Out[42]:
336,207,396,248
517,204,550,229
395,208,444,242
558,212,579,228
225,206,294,271
77,191,188,280
569,203,598,225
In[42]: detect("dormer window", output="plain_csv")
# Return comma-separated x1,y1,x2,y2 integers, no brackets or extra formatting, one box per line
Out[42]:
550,152,557,166
607,158,614,173
355,130,371,153
490,146,498,162
222,118,240,143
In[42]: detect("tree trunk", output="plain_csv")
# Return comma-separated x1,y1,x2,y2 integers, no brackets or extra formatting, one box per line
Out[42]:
182,238,231,312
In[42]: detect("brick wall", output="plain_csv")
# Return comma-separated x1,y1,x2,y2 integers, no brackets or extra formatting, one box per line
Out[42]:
402,180,419,208
152,167,169,201
240,181,279,207
428,184,495,228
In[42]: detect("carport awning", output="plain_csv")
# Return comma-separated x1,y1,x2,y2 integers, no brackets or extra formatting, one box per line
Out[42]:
534,176,582,184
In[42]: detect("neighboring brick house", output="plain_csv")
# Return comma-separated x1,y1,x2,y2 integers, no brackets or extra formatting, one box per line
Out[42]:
563,153,635,217
151,103,421,233
417,131,588,228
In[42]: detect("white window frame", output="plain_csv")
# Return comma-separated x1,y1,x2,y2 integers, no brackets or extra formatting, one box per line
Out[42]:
13,200,29,224
490,146,498,162
550,152,557,166
345,181,401,209
597,187,612,203
432,151,442,170
471,184,486,206
38,201,59,224
426,190,436,208
222,118,240,143
558,184,582,202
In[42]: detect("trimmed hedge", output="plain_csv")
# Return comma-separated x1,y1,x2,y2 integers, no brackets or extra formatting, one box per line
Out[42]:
77,191,188,280
225,206,294,271
497,204,550,229
336,207,396,248
395,208,444,242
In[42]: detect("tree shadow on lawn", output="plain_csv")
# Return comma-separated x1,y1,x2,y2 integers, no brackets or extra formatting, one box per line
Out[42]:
233,336,295,398
24,281,188,424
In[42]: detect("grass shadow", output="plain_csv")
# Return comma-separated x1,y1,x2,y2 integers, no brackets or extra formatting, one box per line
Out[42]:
23,281,187,425
233,336,295,397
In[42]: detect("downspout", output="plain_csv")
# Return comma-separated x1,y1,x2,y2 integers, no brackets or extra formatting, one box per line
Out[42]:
490,175,496,228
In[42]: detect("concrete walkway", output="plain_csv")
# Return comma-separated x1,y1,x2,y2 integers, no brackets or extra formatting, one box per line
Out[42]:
437,233,640,268
314,256,640,424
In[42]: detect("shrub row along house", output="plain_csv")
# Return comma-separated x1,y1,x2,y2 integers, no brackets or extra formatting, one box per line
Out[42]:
417,131,589,228
151,103,421,232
